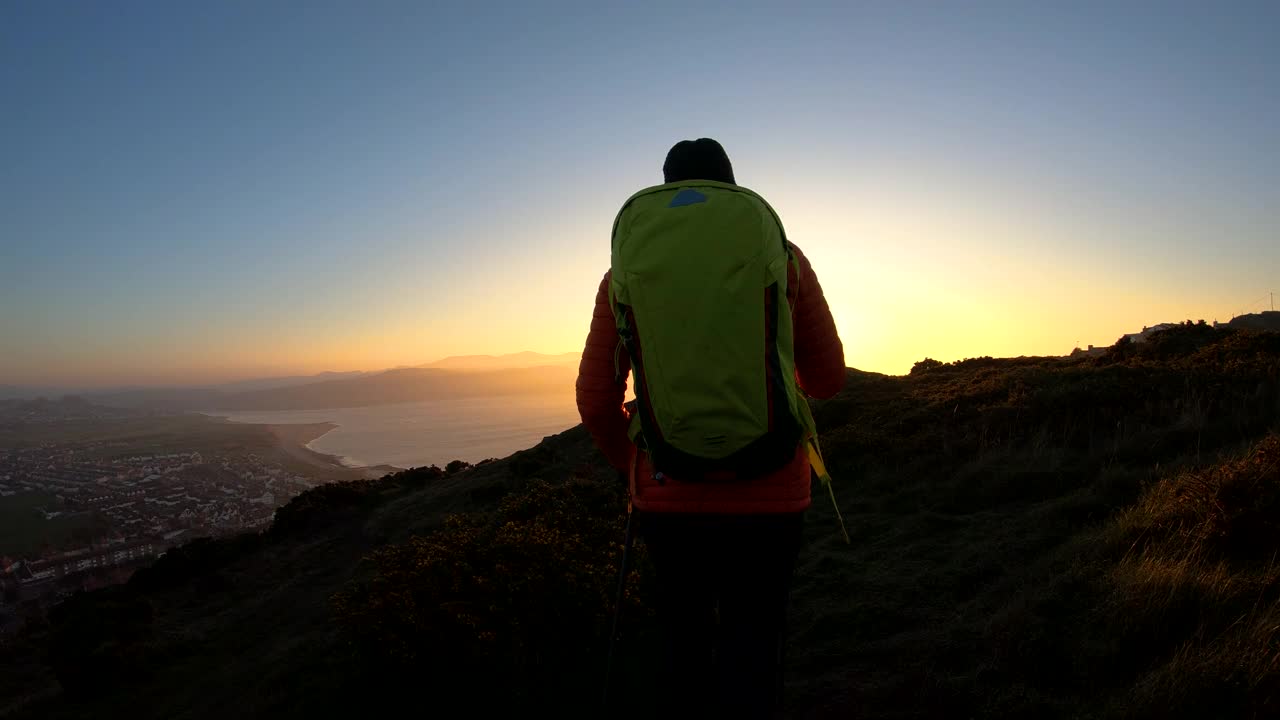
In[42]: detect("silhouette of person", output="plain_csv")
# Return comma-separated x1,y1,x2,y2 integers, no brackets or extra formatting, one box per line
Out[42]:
578,138,845,718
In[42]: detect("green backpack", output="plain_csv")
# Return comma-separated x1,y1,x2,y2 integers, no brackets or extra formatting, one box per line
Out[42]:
609,180,817,481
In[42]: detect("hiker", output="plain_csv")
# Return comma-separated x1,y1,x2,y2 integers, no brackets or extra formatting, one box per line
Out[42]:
577,138,845,718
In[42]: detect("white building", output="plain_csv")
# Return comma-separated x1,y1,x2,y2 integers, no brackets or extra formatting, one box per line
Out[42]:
1122,323,1179,344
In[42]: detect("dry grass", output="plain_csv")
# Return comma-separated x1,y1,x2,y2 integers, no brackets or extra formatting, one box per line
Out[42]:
1084,436,1280,718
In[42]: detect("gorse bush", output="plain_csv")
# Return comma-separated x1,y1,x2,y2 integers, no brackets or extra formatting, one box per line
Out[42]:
331,476,649,711
269,465,445,538
444,459,472,475
129,534,264,593
45,587,156,699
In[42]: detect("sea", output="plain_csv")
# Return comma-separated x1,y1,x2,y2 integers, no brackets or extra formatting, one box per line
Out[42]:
210,392,581,469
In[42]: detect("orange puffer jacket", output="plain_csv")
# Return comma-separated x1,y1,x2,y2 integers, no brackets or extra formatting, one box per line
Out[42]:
576,243,845,514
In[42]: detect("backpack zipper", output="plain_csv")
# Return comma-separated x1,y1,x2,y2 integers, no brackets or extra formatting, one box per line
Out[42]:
613,338,625,385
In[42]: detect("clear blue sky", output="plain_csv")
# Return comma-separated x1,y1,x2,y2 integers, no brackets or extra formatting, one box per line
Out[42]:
3,1,1277,387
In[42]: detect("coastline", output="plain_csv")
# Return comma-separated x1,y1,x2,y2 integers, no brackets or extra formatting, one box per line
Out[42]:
299,430,373,469
197,397,579,472
263,422,402,479
200,413,401,480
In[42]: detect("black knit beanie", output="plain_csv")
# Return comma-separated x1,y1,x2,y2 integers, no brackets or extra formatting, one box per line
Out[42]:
662,138,736,184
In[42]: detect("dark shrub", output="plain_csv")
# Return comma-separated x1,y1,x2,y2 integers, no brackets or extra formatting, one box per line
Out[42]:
444,459,472,476
332,477,649,713
47,587,154,698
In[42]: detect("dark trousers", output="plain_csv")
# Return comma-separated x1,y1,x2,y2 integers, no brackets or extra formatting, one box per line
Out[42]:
638,511,805,720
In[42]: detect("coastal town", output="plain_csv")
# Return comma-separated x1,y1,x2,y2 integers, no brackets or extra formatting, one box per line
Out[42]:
1,445,319,543
0,403,364,630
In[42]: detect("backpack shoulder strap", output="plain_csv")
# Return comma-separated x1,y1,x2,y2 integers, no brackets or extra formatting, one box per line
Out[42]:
785,243,800,310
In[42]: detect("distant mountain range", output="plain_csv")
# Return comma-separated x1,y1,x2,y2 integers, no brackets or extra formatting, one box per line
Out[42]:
2,352,583,410
212,371,371,393
421,351,581,370
0,384,78,401
212,366,577,411
86,360,579,412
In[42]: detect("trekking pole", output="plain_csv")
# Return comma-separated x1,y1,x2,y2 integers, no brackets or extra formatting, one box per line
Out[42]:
602,499,635,711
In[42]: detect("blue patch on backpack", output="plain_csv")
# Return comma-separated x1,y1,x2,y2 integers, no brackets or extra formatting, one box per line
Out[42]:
668,189,707,208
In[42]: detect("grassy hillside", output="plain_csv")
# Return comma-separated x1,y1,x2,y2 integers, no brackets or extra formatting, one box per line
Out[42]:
4,323,1279,719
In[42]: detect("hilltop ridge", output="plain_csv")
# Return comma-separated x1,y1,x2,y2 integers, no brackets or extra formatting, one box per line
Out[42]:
1225,310,1280,333
4,323,1280,718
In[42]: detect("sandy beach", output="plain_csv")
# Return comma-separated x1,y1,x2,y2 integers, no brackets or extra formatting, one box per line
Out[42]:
263,422,400,480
